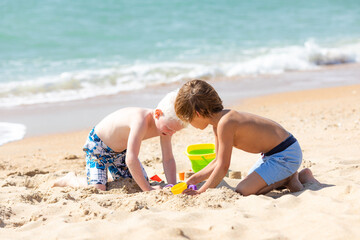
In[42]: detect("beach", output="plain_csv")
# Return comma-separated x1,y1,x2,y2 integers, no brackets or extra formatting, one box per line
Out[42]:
1,1,360,238
1,77,360,239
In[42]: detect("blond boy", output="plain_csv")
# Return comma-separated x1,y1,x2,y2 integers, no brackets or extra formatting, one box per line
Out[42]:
54,90,185,191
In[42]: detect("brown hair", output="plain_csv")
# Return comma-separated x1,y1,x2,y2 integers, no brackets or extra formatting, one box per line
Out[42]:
175,79,223,122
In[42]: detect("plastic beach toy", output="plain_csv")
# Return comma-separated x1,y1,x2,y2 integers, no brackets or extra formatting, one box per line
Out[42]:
188,184,197,190
185,143,216,172
150,174,162,182
170,183,198,194
171,182,187,195
178,171,185,181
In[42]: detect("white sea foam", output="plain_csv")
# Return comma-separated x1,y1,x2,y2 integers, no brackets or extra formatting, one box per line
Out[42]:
0,40,358,107
0,122,26,146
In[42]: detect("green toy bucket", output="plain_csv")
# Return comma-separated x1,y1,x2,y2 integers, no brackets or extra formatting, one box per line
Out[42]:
185,143,216,172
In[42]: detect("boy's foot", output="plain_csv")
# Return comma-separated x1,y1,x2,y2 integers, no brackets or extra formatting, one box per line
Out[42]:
298,168,320,185
286,171,304,192
52,172,81,188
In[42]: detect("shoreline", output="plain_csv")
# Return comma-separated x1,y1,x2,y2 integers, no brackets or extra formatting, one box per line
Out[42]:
1,63,359,139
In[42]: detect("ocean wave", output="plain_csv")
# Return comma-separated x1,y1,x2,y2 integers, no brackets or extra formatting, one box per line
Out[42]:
226,40,358,76
0,122,26,146
306,40,358,65
0,40,358,107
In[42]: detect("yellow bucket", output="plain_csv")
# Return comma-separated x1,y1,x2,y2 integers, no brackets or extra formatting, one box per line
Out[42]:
185,143,216,172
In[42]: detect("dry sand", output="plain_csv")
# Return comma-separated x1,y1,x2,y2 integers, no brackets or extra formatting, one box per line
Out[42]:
1,84,360,239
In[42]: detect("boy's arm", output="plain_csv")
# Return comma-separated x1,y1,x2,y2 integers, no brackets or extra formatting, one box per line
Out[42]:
196,123,233,193
160,135,177,185
186,158,217,185
186,126,219,185
126,120,153,192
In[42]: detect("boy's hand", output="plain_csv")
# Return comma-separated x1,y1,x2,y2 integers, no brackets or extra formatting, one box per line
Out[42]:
182,188,199,196
186,176,197,186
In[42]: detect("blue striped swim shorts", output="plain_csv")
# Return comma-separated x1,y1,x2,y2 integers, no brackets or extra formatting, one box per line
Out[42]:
83,128,148,186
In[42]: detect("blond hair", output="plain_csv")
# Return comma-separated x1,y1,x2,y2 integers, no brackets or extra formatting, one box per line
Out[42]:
175,79,223,122
157,89,187,127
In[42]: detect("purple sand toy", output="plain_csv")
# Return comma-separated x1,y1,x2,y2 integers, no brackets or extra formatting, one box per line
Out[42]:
188,184,197,190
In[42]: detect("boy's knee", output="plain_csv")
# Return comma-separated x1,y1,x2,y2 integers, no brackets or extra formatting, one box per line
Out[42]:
235,185,255,196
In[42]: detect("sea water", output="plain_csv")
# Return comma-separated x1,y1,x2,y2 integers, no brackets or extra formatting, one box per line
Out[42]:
0,122,26,145
1,0,360,144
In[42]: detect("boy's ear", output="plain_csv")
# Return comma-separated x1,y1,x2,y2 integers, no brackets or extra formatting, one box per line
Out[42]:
154,109,163,119
196,111,201,117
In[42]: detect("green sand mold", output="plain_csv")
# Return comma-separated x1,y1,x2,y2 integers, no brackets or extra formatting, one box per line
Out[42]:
186,144,216,172
188,149,215,155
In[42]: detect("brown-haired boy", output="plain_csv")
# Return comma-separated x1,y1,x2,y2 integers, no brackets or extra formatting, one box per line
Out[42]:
175,79,319,196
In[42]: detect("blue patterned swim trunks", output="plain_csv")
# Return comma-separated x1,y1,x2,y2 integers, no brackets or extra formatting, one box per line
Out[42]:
83,128,148,186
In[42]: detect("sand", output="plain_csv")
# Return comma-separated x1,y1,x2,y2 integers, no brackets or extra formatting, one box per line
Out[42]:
1,84,360,239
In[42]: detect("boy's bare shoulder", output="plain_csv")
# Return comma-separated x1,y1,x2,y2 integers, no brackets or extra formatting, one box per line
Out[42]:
220,109,245,123
217,110,239,129
218,110,255,130
102,107,153,128
226,110,260,121
125,107,153,123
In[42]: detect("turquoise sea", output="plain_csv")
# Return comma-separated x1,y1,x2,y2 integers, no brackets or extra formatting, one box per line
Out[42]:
1,0,360,144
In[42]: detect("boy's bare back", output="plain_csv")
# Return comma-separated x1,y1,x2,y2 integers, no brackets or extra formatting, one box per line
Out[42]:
94,107,159,152
216,109,290,155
